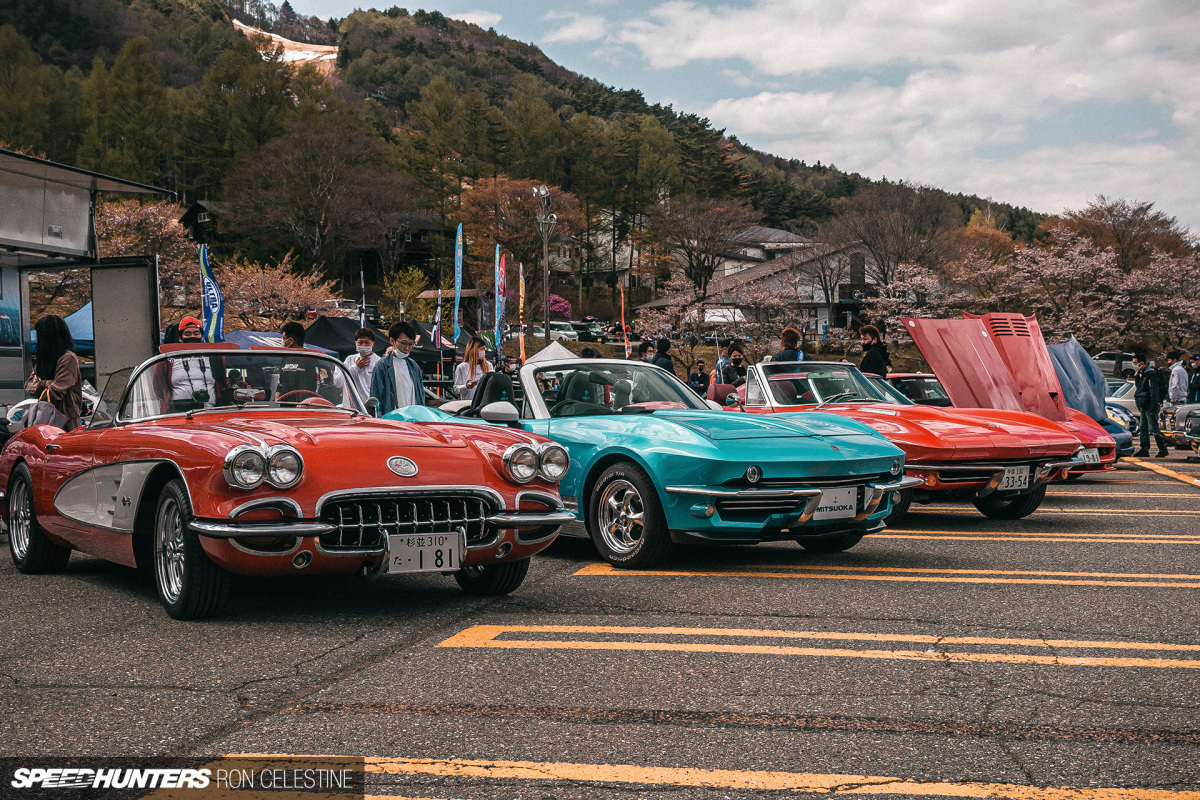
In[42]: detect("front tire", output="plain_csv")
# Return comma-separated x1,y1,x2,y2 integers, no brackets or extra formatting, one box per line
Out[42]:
588,462,673,568
797,532,864,553
153,479,230,620
454,558,530,595
7,463,70,573
973,484,1047,520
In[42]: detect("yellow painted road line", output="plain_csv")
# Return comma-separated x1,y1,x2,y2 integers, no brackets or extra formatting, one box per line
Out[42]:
573,562,1200,589
913,506,1200,516
223,756,1200,800
1047,491,1200,498
688,563,1200,580
894,529,1200,539
1127,457,1200,488
878,534,1200,545
437,625,1200,670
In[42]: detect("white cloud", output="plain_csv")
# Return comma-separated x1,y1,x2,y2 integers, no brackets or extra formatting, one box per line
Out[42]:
449,10,502,29
544,11,609,44
617,0,1200,228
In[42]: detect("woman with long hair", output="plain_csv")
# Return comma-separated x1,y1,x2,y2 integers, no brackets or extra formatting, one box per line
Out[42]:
25,315,83,429
453,336,492,403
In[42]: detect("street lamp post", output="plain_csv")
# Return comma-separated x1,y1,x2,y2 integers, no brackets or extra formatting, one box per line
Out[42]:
534,185,557,343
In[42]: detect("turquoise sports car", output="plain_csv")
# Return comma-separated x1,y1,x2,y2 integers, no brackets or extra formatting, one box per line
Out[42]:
386,357,915,568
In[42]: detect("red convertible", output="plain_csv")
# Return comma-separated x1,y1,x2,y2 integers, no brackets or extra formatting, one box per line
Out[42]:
711,361,1084,521
2,346,573,619
902,313,1118,478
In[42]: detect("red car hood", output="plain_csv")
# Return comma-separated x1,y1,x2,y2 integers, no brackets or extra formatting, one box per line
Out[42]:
182,413,469,449
902,315,1069,421
779,402,1081,462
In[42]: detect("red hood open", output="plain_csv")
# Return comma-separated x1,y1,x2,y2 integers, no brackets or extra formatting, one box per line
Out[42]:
902,314,1069,422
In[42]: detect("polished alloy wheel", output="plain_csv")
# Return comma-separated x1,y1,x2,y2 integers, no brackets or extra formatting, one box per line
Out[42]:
597,479,645,555
8,477,31,561
155,496,186,605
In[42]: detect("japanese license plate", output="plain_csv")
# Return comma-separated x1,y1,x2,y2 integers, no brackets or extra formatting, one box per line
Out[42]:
998,466,1030,491
813,487,858,521
1080,448,1101,464
385,530,465,574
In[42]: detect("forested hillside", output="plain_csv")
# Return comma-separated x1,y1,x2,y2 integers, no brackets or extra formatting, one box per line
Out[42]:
0,0,1047,316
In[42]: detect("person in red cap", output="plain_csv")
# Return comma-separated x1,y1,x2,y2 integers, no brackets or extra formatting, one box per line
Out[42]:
156,316,219,412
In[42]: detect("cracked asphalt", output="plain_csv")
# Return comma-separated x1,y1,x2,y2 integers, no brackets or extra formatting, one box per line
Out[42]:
2,457,1199,798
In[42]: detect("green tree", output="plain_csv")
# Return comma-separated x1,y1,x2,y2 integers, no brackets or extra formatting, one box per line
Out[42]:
502,75,565,184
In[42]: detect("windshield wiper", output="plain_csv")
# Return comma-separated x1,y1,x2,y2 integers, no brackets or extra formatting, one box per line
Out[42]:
619,405,653,414
815,392,854,409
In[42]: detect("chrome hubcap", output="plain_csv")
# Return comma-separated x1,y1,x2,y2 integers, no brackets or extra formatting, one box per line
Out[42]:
597,479,645,555
8,478,31,561
155,497,186,604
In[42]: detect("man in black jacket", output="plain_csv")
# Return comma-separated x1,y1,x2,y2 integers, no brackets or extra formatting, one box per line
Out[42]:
859,325,890,376
1132,352,1169,457
771,327,805,362
650,338,676,377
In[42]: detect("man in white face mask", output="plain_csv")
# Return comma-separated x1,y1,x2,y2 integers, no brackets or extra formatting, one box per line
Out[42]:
333,327,380,406
369,320,427,414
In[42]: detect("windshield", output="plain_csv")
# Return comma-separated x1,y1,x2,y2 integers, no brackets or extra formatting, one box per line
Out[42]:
867,376,915,405
534,362,707,418
756,362,888,406
887,376,952,407
116,349,365,422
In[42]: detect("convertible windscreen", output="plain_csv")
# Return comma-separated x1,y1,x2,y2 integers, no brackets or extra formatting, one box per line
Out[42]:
116,351,365,422
755,363,889,406
535,363,707,418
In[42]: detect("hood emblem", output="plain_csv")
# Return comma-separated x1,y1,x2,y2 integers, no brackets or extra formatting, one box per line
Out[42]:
987,423,999,430
829,444,840,451
387,456,418,477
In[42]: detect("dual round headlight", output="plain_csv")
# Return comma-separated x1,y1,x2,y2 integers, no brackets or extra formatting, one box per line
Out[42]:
224,445,304,490
503,443,570,484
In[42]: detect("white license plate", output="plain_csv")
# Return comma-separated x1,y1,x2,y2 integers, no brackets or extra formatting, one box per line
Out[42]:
813,487,858,521
998,466,1030,491
385,531,465,574
1080,448,1101,464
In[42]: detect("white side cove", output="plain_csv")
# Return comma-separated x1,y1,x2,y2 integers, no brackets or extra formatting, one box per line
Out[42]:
54,461,165,532
232,20,339,63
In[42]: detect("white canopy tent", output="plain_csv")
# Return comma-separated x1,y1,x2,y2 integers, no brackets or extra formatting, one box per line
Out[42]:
525,341,579,364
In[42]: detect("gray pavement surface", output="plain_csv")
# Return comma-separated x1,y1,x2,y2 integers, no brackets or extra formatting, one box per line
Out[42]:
2,455,1199,798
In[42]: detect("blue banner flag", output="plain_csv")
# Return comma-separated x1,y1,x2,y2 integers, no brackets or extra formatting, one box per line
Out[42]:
493,244,502,356
453,223,463,343
199,244,225,343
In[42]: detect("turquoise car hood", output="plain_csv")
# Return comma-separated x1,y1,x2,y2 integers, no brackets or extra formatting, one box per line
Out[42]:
653,410,877,440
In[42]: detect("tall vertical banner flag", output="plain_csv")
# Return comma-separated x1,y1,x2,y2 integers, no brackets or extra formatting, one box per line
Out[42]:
518,262,526,363
621,284,631,358
453,223,463,343
359,259,367,326
494,249,506,358
198,244,225,343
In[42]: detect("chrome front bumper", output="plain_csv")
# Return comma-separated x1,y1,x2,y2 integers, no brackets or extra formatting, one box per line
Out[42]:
191,508,577,540
908,457,1087,498
665,475,922,526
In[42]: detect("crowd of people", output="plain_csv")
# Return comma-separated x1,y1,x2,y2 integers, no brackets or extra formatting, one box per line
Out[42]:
18,310,1200,441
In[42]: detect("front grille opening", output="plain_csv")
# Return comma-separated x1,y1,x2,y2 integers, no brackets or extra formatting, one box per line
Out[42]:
319,495,497,551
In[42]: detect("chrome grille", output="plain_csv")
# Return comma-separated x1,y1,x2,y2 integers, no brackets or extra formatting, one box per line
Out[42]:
319,495,496,551
716,497,809,518
749,473,889,489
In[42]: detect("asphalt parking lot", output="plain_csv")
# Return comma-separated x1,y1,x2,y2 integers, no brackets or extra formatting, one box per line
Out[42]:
2,456,1199,799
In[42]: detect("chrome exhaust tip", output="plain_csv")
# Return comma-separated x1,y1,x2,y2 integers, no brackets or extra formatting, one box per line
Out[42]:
495,542,512,559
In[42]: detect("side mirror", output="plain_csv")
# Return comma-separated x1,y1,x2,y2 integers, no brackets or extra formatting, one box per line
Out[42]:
479,401,520,424
366,397,381,417
726,392,742,408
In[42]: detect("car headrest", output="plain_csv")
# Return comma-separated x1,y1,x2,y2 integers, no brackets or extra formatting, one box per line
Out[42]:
560,371,598,404
707,382,736,402
773,379,798,401
465,372,513,415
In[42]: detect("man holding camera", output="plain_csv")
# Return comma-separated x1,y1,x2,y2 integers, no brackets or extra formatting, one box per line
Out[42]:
166,317,217,411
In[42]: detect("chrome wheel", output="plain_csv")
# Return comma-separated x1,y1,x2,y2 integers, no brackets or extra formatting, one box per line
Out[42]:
8,477,31,561
154,495,186,605
596,479,645,556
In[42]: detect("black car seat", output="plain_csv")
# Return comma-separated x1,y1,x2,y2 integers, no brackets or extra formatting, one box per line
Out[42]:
461,372,514,417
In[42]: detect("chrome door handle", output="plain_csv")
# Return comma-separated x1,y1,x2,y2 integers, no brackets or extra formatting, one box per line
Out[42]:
44,443,61,452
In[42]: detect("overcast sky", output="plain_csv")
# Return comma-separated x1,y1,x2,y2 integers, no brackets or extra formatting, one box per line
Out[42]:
286,0,1200,232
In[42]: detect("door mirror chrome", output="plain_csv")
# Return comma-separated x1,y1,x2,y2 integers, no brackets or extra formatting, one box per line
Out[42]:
725,392,745,411
366,397,381,417
480,401,520,424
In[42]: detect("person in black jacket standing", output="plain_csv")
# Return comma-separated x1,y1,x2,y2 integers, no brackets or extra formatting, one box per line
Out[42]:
859,325,890,376
771,327,805,362
650,338,676,377
1132,352,1169,457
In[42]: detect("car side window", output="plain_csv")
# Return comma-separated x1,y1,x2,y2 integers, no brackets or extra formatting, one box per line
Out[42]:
745,374,764,406
89,368,134,428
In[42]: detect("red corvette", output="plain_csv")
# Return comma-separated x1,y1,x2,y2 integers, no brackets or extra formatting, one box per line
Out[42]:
711,361,1084,521
2,346,573,619
902,313,1118,477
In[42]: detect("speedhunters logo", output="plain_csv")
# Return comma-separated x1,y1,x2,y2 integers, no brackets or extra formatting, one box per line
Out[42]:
3,757,365,797
11,768,210,789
